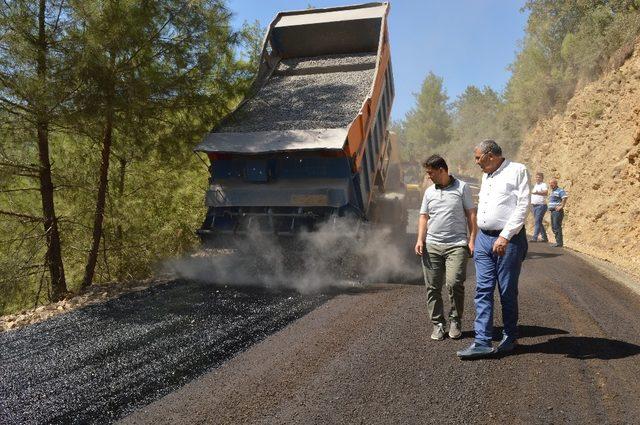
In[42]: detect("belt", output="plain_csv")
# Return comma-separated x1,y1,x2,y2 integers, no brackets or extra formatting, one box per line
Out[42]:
480,227,527,238
480,228,502,237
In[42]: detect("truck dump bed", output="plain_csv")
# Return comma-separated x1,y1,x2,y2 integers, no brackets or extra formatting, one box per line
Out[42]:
195,3,401,237
217,53,377,133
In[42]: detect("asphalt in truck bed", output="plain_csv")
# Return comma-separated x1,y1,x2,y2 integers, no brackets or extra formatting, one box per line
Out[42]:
2,242,640,424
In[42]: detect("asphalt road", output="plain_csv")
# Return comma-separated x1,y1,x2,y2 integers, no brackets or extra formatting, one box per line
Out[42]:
120,242,640,425
0,282,330,424
3,178,640,424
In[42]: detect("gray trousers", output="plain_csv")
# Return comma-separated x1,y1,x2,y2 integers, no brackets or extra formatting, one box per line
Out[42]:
422,243,469,325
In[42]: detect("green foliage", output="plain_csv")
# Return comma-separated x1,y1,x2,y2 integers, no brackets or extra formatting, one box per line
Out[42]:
399,72,451,161
397,81,521,176
238,19,265,76
0,0,77,119
0,1,261,314
506,0,640,126
445,86,501,174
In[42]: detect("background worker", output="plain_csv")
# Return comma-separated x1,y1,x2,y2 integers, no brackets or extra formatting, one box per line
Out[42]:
530,172,549,242
415,155,477,341
548,178,569,247
457,140,529,359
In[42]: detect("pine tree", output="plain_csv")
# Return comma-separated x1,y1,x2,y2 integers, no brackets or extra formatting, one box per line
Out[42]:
0,0,75,300
401,72,451,160
64,0,240,288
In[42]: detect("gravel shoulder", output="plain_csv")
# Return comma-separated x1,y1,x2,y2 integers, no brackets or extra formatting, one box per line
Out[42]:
122,243,640,425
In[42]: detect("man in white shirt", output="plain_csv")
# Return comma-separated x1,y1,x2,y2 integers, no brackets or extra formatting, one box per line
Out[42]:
457,140,530,359
530,172,549,242
415,155,477,341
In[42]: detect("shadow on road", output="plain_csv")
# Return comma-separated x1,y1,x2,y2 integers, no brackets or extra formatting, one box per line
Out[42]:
515,324,570,338
516,336,640,360
461,324,569,340
526,251,563,259
461,324,640,360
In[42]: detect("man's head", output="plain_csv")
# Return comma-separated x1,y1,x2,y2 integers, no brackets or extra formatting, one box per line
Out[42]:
422,154,450,186
535,172,544,183
473,139,503,174
549,178,558,189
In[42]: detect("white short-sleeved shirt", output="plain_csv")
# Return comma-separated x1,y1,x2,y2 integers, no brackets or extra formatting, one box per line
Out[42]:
419,177,475,246
531,182,548,205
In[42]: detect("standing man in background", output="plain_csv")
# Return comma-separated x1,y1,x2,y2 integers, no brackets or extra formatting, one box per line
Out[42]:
530,172,549,242
415,155,477,341
548,178,569,247
457,140,529,359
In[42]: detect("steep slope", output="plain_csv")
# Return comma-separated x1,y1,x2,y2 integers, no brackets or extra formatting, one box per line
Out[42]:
518,43,640,277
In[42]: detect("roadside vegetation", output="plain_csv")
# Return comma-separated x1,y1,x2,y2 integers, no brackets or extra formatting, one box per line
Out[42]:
0,0,261,314
395,0,640,173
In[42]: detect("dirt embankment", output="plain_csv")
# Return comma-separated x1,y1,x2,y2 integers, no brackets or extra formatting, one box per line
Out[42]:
518,42,640,277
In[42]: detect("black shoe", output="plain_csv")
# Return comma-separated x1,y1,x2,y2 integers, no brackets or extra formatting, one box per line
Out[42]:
495,335,517,354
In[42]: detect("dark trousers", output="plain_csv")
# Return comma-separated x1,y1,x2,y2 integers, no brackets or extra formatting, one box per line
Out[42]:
473,228,528,346
550,210,564,246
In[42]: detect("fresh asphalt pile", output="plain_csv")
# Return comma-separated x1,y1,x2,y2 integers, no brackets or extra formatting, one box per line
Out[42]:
217,52,377,132
0,280,329,424
277,52,377,72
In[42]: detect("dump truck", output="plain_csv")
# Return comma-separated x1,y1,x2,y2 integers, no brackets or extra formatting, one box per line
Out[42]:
194,2,405,240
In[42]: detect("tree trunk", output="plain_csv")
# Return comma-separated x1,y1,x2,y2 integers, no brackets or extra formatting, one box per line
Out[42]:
36,0,67,300
115,156,126,243
113,156,127,280
82,98,114,288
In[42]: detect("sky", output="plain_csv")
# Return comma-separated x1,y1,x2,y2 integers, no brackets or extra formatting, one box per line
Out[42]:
227,1,529,121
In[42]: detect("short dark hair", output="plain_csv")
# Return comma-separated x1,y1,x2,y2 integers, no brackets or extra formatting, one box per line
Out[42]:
422,154,448,171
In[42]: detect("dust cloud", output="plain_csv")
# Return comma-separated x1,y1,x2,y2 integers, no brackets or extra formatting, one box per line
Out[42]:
163,218,422,293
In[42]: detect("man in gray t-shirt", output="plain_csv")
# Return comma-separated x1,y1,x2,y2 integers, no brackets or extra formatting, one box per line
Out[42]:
415,155,477,341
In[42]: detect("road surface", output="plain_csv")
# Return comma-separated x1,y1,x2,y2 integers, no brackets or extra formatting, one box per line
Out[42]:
119,242,640,424
2,224,639,423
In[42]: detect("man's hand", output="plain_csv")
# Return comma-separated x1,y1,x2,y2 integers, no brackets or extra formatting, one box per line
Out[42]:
492,236,509,256
556,206,563,211
468,240,475,257
415,240,424,256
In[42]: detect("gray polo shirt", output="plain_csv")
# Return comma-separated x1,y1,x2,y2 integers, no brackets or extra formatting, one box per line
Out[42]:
419,177,475,245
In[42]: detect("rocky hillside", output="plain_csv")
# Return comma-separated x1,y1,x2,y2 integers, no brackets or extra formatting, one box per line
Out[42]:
518,42,640,277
